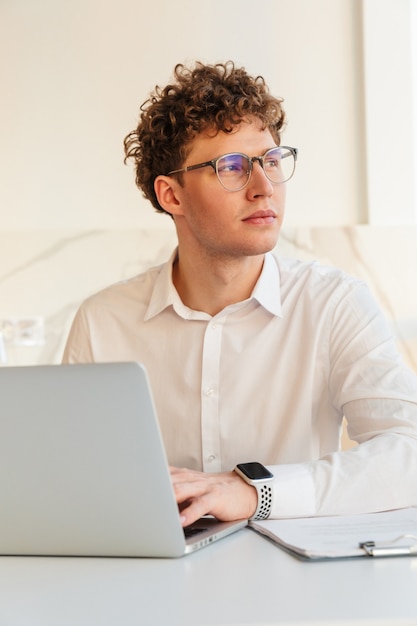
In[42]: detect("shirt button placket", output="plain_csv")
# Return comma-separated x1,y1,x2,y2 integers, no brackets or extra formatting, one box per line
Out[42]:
200,318,224,472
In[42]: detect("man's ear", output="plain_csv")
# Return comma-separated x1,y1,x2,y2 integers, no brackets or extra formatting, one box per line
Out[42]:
154,175,184,217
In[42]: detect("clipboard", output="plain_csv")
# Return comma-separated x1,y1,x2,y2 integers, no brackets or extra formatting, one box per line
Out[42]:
249,507,417,560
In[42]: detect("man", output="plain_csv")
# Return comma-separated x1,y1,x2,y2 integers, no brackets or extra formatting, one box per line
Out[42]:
63,61,417,526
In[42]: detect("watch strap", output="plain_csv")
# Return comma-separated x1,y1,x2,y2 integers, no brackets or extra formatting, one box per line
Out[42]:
250,482,273,520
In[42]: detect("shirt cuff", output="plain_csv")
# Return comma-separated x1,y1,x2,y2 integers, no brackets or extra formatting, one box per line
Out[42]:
268,463,316,518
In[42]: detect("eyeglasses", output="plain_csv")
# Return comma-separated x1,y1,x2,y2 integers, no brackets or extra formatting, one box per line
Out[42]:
167,146,298,192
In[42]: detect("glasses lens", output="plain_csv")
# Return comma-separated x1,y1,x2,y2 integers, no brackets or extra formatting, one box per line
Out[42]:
216,153,250,191
263,147,296,184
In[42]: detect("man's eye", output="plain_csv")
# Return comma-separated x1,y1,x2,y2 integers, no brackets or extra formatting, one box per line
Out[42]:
218,155,246,175
220,163,243,173
264,158,280,169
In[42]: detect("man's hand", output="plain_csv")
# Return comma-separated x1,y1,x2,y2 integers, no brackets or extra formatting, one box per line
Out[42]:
170,466,258,526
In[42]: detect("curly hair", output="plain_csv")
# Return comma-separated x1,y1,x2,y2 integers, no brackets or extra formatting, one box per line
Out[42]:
123,61,286,214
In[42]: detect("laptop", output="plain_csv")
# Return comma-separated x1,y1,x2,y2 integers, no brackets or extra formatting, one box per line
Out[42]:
0,362,246,557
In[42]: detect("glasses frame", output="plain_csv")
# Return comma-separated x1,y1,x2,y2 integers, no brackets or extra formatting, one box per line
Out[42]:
166,146,298,191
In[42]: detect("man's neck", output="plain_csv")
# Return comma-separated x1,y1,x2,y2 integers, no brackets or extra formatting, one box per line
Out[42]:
172,251,265,316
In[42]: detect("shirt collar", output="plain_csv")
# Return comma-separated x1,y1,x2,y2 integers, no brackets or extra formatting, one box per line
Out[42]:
145,249,283,320
251,252,283,317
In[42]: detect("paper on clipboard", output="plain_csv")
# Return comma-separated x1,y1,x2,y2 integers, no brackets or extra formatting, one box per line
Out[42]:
249,507,417,560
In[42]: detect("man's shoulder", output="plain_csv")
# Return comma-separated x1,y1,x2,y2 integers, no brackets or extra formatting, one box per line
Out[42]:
273,254,364,299
275,254,359,284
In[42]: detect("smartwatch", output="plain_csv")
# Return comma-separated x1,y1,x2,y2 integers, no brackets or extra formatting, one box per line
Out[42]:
234,462,274,520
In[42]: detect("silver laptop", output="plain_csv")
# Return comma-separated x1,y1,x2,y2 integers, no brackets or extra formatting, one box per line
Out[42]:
0,362,246,557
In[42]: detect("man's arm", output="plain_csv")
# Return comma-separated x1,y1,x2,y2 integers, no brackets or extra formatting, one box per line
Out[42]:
170,409,417,524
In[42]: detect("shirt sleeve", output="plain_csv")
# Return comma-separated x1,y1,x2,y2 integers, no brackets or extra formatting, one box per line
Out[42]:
62,306,94,364
268,280,417,519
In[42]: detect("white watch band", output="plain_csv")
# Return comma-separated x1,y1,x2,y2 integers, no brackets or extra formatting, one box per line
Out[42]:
250,482,273,520
234,463,274,521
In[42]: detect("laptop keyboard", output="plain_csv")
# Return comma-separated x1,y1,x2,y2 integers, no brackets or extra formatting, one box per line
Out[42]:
184,526,207,538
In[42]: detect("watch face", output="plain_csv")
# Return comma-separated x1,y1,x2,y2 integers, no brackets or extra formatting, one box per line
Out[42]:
236,462,273,480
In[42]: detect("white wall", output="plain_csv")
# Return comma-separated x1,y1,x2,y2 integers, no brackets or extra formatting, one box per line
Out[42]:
362,0,417,224
410,0,417,223
1,0,366,229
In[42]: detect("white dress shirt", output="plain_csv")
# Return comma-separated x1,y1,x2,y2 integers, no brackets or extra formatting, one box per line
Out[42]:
62,250,417,518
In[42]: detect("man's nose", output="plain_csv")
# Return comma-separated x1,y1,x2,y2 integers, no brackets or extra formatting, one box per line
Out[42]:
251,157,270,182
248,158,273,193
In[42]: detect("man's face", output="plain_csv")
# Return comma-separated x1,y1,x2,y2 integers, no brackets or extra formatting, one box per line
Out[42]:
165,119,287,260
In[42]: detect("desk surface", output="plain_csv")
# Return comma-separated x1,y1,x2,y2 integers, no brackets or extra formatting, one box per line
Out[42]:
0,527,416,626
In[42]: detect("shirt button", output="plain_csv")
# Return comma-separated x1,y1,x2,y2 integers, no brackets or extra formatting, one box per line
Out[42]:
208,454,216,462
205,388,214,396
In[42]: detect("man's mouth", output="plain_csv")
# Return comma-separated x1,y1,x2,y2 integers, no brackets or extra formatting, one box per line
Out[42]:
242,210,277,225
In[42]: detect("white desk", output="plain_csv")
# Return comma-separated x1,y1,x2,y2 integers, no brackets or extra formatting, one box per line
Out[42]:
0,528,416,626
